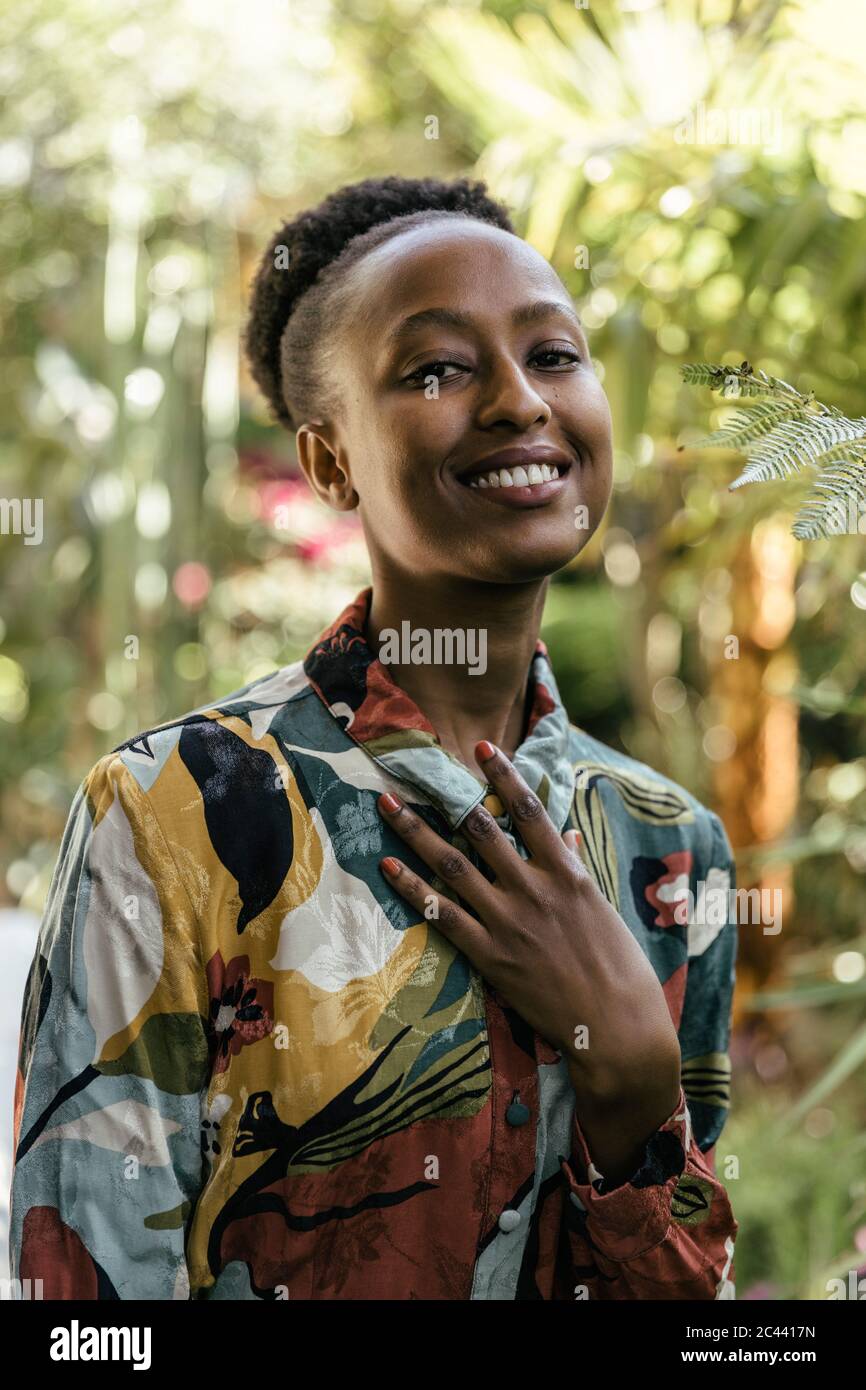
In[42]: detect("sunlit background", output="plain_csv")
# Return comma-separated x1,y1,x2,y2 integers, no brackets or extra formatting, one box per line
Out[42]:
1,0,866,1296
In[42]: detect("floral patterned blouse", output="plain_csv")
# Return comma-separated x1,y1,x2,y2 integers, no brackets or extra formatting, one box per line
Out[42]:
10,585,738,1300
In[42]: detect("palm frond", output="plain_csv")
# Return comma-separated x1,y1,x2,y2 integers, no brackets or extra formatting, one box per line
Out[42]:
682,361,866,540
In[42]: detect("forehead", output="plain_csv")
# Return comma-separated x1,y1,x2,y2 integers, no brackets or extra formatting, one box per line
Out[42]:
347,221,571,335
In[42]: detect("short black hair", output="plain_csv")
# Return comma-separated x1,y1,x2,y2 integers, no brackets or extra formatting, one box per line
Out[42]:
243,175,516,430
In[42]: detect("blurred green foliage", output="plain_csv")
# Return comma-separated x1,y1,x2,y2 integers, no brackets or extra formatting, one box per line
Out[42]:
721,1080,866,1299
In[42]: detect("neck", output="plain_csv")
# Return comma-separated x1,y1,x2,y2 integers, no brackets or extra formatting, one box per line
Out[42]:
366,571,549,774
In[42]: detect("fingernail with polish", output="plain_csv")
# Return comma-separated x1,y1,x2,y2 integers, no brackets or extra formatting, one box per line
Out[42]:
381,857,401,876
476,740,497,761
379,793,402,813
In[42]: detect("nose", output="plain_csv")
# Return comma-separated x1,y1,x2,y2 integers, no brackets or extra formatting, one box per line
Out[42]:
473,353,552,433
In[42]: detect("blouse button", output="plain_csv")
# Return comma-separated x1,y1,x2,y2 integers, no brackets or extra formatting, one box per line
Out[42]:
498,1209,522,1233
505,1092,530,1127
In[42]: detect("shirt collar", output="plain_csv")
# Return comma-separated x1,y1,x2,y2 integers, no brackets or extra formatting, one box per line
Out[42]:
303,585,575,834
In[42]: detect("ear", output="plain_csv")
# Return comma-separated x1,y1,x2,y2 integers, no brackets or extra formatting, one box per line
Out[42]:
296,422,359,512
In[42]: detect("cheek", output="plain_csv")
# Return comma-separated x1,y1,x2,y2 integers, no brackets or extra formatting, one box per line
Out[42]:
390,392,468,466
571,385,613,508
358,400,461,503
350,418,442,538
578,381,613,450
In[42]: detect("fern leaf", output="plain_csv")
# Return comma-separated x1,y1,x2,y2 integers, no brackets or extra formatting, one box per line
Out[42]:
680,363,735,389
793,459,866,539
680,361,810,404
730,420,866,489
692,399,812,450
681,359,865,540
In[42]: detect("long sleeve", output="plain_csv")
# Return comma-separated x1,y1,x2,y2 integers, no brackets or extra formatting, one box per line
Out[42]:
559,808,739,1299
8,753,212,1299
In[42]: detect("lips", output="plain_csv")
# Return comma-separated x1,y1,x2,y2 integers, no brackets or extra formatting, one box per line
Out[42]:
455,445,574,486
450,443,576,509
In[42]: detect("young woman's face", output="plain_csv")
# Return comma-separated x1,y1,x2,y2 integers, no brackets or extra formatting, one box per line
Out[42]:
312,220,613,585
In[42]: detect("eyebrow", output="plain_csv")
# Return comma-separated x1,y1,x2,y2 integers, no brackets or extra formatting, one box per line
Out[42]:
389,299,584,342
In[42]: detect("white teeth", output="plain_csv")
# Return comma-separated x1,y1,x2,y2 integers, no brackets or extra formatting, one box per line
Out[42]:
465,462,566,489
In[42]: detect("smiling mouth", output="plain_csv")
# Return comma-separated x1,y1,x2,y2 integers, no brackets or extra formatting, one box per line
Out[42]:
455,457,573,508
461,461,567,491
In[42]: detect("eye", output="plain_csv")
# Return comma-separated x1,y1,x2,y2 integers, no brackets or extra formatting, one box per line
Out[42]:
530,342,581,369
402,359,469,386
401,342,581,385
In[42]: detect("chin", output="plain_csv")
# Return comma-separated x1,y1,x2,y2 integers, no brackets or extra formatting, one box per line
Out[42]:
472,543,588,584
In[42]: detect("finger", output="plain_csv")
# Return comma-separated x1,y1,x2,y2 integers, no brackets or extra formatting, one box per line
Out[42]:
460,800,526,890
474,741,564,863
563,828,583,857
562,828,594,885
379,856,491,963
377,793,497,917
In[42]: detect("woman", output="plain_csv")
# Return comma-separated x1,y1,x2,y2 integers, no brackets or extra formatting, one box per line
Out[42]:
10,175,738,1300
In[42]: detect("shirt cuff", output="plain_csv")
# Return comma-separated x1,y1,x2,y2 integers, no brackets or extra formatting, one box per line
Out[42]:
559,1084,689,1262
